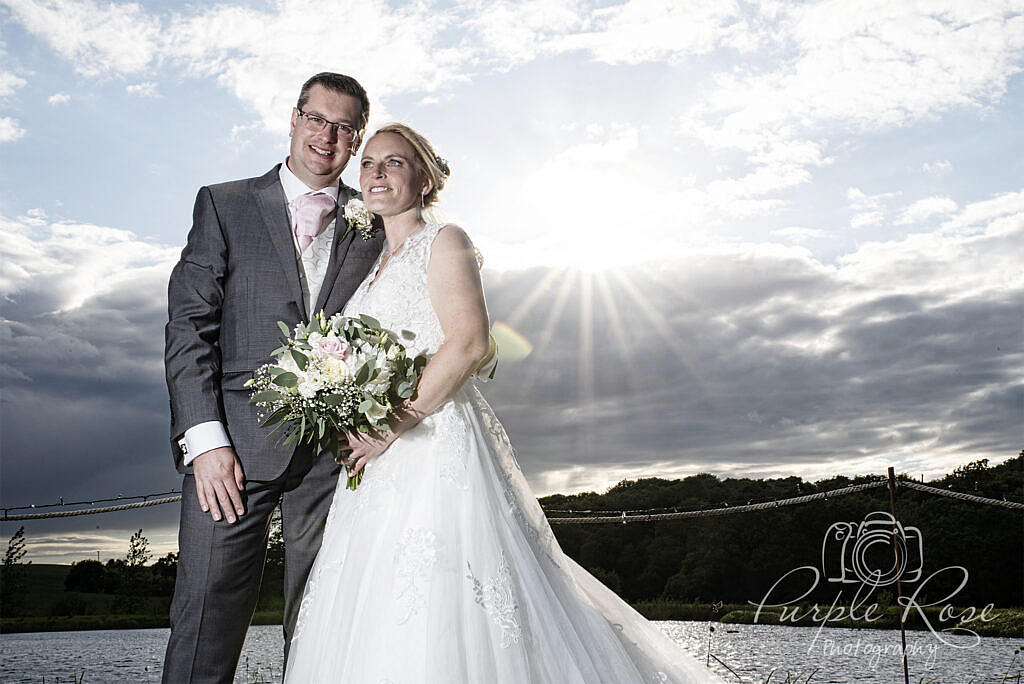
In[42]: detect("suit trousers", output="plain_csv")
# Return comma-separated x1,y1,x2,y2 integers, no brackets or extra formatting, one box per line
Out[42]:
162,448,340,683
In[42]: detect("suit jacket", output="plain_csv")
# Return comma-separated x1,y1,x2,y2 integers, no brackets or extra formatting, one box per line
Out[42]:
164,164,385,480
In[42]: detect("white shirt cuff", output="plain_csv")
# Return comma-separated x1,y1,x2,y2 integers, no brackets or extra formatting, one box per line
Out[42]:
180,421,232,466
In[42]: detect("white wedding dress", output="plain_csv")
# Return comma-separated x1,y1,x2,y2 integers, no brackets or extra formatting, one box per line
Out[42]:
284,224,723,683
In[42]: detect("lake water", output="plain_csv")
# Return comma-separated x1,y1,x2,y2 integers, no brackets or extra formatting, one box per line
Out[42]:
0,622,1020,682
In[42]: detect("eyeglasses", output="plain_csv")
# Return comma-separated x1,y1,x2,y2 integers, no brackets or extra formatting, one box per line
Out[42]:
295,108,358,142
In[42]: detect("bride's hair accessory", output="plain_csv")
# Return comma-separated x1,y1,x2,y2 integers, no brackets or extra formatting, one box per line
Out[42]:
372,123,450,208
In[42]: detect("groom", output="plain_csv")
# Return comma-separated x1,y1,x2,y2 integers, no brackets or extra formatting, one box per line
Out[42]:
163,72,384,682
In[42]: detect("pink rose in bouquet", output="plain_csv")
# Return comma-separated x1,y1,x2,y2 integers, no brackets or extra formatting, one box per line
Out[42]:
313,334,351,361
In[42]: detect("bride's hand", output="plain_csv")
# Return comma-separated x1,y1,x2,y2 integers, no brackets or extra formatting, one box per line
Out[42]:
343,429,398,475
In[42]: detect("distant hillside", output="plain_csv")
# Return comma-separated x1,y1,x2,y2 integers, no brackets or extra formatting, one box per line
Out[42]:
540,454,1022,607
3,454,1020,634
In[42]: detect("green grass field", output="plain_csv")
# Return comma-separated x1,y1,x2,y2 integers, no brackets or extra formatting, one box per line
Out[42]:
3,565,1020,637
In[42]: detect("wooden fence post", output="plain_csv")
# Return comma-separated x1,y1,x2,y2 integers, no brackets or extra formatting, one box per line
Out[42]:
888,466,910,684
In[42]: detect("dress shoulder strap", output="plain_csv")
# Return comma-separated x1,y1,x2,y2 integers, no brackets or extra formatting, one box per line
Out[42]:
403,222,446,268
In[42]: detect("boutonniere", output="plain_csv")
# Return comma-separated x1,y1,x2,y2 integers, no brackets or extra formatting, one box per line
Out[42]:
342,198,376,240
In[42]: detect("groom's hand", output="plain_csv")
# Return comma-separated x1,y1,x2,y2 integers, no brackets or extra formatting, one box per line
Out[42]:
193,446,245,524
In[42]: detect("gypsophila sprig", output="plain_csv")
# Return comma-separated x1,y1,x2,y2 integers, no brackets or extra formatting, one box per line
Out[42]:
246,310,427,489
343,198,375,240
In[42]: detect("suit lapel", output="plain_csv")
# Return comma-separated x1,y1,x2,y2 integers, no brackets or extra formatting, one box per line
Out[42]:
253,165,307,320
314,181,358,314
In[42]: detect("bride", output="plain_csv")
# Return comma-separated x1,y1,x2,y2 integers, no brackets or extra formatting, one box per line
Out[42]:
283,123,723,683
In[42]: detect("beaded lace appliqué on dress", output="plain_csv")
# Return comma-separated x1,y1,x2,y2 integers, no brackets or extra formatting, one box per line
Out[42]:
466,549,522,648
394,528,441,624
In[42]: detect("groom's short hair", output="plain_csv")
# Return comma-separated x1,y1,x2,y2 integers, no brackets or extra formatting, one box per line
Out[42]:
297,72,370,134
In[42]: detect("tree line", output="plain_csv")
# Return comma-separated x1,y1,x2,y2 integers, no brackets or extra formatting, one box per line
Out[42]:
2,453,1020,621
543,454,1022,608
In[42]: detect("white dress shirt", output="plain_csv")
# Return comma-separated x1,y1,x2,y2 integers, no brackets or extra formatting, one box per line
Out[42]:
180,161,341,465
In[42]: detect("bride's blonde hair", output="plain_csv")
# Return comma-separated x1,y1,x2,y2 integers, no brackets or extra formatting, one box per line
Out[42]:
372,123,450,209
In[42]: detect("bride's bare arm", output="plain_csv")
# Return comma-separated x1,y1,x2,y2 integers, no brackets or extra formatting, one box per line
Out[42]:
401,224,490,422
346,224,490,471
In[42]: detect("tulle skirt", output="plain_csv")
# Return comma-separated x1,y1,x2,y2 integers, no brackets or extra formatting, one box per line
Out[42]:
284,384,723,683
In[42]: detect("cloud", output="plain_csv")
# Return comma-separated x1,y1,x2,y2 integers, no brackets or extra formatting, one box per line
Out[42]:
498,124,727,269
125,81,160,98
689,2,1024,139
1,0,1022,562
846,187,901,229
1,183,1021,563
162,0,462,131
677,1,1024,213
479,188,1024,493
578,0,751,64
0,211,181,549
465,0,586,68
896,196,958,225
47,92,71,105
15,529,180,564
771,226,828,243
2,0,161,77
923,160,953,175
0,116,25,141
469,0,751,67
0,212,177,312
0,70,27,97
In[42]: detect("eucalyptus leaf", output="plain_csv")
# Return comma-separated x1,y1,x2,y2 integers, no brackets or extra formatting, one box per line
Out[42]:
277,320,291,338
253,390,282,403
355,361,371,385
259,406,289,427
291,350,308,371
266,420,288,440
359,314,381,329
274,372,299,388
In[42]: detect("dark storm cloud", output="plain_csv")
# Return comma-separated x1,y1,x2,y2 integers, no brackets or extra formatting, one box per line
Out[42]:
479,198,1024,490
1,195,1022,559
1,216,182,558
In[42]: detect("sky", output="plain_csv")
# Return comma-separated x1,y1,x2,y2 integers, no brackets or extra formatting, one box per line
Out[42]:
1,0,1022,563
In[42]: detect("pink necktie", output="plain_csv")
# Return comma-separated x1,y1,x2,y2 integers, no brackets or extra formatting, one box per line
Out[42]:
293,192,336,254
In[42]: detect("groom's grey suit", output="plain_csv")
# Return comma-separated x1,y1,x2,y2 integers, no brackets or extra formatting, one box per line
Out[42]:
163,164,384,683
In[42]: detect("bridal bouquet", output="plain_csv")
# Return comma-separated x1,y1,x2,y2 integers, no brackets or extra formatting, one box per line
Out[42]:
246,311,427,489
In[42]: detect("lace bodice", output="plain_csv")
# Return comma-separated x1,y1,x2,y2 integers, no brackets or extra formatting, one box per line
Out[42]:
343,223,447,358
288,226,724,684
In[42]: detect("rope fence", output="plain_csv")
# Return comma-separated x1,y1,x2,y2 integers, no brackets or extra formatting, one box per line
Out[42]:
2,478,1021,522
545,480,891,524
2,496,184,521
897,479,1024,510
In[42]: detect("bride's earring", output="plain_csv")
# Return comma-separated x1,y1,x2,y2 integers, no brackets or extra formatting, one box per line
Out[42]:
420,192,425,209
